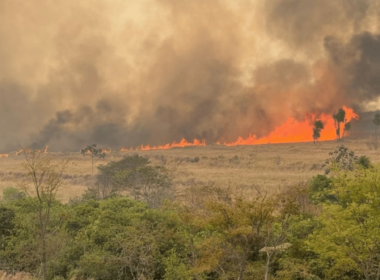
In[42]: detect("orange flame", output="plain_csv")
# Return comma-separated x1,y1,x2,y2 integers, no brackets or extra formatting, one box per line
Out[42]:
102,149,112,154
225,106,359,146
15,148,33,155
116,106,358,151
129,138,206,151
0,153,9,158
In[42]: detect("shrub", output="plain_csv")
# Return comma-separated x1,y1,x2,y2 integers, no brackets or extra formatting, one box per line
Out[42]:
2,187,25,202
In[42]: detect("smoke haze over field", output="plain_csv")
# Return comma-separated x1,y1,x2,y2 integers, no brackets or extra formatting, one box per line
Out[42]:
1,0,380,151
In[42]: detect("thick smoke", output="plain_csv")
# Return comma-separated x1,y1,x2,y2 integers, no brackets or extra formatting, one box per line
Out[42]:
1,0,380,152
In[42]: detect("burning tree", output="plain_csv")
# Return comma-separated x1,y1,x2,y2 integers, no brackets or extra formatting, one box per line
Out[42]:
333,108,351,140
312,120,324,144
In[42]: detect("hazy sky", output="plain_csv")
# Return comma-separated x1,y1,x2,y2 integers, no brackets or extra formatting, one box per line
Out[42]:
1,0,380,151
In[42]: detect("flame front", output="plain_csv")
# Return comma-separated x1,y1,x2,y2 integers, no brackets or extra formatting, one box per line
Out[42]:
121,139,206,152
119,106,359,151
225,106,359,146
5,107,360,154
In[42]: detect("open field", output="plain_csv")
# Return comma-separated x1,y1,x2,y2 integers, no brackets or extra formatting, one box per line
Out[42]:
0,138,379,203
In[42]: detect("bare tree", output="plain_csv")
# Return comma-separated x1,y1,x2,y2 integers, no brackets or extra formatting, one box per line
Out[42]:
18,150,69,280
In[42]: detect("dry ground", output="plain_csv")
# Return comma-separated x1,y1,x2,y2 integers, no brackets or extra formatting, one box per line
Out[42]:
0,138,379,203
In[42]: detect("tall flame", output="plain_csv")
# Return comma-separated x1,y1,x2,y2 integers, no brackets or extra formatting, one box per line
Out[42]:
119,106,359,151
225,106,359,146
5,107,360,154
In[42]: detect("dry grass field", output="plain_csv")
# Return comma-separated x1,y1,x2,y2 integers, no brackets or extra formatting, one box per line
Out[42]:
0,138,379,203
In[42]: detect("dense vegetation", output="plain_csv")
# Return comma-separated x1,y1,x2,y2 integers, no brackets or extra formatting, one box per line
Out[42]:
0,146,379,280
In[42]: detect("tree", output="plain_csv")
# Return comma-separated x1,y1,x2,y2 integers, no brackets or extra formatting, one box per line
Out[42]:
333,108,346,140
62,197,178,280
372,113,380,150
323,145,358,175
308,167,380,280
87,154,174,208
0,206,14,271
80,144,106,177
18,150,69,280
313,120,324,144
342,122,351,139
333,108,353,141
196,185,301,280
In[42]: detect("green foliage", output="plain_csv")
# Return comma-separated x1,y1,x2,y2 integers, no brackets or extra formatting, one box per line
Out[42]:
2,150,380,280
2,187,25,202
87,154,174,208
373,113,380,126
309,175,337,204
0,206,14,238
357,155,371,169
323,146,371,175
306,165,380,280
164,249,193,280
60,197,181,280
323,145,358,174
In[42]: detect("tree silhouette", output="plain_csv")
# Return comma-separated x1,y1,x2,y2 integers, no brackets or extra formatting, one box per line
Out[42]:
333,108,345,140
312,120,324,144
80,144,106,177
333,108,351,140
372,113,380,149
342,122,351,139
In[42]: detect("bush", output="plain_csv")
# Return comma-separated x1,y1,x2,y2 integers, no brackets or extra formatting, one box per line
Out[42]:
323,145,358,174
2,187,25,202
309,175,337,204
191,156,200,163
357,155,371,169
87,154,174,208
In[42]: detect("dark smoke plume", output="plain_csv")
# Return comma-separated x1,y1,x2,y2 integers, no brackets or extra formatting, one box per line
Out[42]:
1,0,380,152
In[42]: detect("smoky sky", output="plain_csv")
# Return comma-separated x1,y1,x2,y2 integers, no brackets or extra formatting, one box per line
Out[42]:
1,0,380,152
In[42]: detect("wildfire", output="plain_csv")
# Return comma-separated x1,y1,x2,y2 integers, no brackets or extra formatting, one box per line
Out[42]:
118,106,358,151
15,145,50,155
16,148,32,155
120,147,134,152
120,138,206,152
6,107,361,155
225,106,359,146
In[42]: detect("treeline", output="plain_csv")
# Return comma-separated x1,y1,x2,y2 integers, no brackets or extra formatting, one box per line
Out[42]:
0,146,379,280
